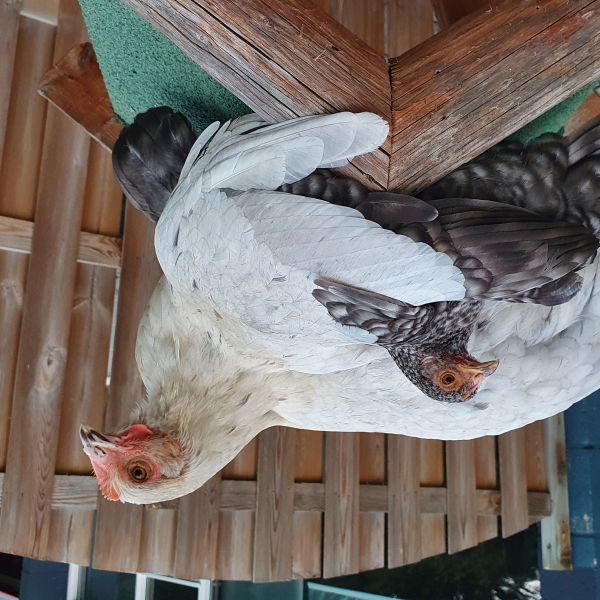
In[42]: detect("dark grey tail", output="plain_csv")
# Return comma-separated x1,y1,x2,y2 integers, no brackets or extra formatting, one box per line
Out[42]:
281,169,437,225
112,107,197,222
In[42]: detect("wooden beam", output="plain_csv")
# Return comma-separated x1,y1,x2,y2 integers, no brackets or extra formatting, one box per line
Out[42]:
0,0,23,168
446,440,478,554
0,106,90,558
173,474,221,579
390,0,600,192
499,429,529,538
541,414,572,570
430,0,500,28
253,427,296,582
91,205,162,573
0,215,121,268
6,475,551,519
118,0,390,189
387,435,421,567
38,42,123,151
323,433,360,577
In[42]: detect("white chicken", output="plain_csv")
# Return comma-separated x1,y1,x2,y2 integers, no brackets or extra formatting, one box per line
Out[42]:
80,111,600,504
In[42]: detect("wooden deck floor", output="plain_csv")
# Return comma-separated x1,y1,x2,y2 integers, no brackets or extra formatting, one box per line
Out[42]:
0,0,569,581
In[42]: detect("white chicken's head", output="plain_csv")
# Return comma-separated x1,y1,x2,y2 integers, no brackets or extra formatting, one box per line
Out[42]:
80,423,191,503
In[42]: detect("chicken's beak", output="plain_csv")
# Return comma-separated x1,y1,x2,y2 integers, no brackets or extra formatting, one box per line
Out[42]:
79,424,120,456
457,359,499,400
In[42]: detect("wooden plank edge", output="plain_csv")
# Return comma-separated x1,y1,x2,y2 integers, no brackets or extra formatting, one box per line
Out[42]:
541,414,572,570
0,214,121,268
36,476,551,519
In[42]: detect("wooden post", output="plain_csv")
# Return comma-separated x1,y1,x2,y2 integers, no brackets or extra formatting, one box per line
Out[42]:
390,0,600,191
118,0,391,189
91,205,162,573
0,0,23,167
0,0,91,557
541,414,572,570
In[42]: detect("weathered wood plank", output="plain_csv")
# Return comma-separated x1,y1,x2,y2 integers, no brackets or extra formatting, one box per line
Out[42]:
327,0,385,54
43,509,95,565
0,16,55,219
420,439,446,559
81,141,123,237
54,266,116,474
119,0,391,188
0,215,121,268
22,0,60,24
446,440,478,554
386,0,434,58
173,474,221,579
218,436,258,581
0,474,551,518
541,414,572,570
0,253,27,471
475,436,498,542
137,508,177,575
253,427,296,582
293,430,323,579
390,0,600,192
525,420,548,492
0,3,91,553
430,0,500,28
217,511,255,580
0,0,22,168
0,102,90,557
92,205,162,573
358,432,385,572
388,435,421,567
499,428,529,538
39,42,123,151
323,432,360,577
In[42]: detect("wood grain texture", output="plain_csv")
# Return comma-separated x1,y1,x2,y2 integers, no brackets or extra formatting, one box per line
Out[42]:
119,0,390,188
358,432,385,572
43,509,95,565
0,16,55,219
217,511,255,580
0,0,22,168
253,427,296,582
446,440,478,554
174,474,221,579
388,435,421,567
0,253,27,470
39,42,123,151
419,439,446,559
137,507,177,575
22,0,60,24
293,429,323,579
386,0,434,57
0,215,121,268
54,266,115,473
499,428,529,538
0,473,551,517
431,0,500,28
0,3,91,553
0,104,90,557
475,436,498,543
323,432,360,577
92,205,162,573
390,0,600,192
524,420,548,492
81,141,124,237
541,414,572,570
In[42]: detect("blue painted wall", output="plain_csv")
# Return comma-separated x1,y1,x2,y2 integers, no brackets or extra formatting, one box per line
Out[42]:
541,390,600,599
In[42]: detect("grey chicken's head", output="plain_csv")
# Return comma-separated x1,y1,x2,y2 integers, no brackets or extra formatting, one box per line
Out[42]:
390,346,499,403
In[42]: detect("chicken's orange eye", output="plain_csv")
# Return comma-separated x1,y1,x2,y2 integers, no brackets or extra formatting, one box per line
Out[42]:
440,372,456,387
128,463,149,482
